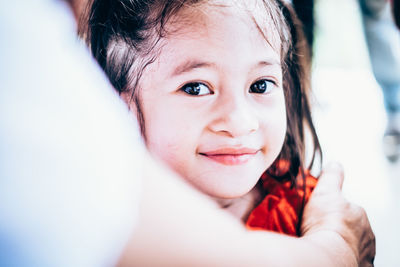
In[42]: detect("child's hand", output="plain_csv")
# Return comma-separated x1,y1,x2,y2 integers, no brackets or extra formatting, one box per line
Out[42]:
300,163,376,267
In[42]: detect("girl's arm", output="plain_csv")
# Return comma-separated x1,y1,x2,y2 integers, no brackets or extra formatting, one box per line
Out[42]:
119,155,375,267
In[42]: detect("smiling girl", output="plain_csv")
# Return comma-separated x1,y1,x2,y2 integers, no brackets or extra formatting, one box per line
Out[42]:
83,0,321,235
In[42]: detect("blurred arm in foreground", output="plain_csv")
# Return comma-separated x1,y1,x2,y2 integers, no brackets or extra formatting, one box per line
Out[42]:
121,157,375,266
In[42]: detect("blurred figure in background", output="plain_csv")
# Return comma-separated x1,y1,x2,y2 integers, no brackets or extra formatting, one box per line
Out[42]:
393,0,400,28
360,0,400,162
291,0,400,161
0,0,144,265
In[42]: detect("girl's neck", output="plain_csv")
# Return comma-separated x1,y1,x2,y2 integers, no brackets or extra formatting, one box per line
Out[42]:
215,183,264,223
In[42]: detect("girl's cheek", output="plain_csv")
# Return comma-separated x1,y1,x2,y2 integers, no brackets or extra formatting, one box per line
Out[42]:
146,134,181,163
264,100,287,153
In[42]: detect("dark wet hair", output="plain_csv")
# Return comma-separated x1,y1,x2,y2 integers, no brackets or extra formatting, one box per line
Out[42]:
81,0,321,188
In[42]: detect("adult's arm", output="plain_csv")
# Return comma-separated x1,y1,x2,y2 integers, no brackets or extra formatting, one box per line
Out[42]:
120,157,375,266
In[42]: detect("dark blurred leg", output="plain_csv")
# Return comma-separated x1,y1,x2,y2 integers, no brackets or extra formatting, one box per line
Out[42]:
360,0,400,161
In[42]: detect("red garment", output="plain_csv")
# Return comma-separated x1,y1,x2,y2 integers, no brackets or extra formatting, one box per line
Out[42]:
246,172,317,236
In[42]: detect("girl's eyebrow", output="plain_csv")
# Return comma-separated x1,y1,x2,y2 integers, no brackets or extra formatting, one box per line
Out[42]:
170,59,216,77
256,60,281,68
170,58,281,77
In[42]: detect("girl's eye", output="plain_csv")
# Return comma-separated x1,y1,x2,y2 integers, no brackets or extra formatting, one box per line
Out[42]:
180,82,212,96
249,79,275,94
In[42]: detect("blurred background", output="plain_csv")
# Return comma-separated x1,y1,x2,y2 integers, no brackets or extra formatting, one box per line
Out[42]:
312,0,400,265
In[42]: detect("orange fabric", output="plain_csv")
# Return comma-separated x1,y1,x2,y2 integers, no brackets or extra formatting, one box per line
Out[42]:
245,172,317,236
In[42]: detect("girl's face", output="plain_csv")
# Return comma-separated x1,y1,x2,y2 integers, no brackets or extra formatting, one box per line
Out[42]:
136,3,287,198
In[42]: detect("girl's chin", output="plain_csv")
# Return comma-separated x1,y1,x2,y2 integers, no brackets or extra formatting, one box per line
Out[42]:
199,182,257,200
183,168,264,200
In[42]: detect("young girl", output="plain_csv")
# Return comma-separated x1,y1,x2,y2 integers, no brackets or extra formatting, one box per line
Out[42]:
82,0,321,236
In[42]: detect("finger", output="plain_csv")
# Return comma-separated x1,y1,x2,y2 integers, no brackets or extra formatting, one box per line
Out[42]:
314,162,344,194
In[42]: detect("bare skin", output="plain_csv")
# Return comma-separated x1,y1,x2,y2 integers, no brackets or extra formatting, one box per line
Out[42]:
216,183,264,222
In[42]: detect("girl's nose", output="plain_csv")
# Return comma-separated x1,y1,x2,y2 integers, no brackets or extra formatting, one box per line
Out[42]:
209,98,260,138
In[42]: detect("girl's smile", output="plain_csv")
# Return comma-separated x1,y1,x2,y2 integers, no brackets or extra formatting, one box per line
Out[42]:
199,147,261,166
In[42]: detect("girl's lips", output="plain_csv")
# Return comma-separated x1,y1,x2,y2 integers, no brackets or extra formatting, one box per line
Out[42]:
199,148,260,166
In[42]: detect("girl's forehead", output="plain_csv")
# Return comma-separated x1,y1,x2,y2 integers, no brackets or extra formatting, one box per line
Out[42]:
166,0,282,51
141,1,283,83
